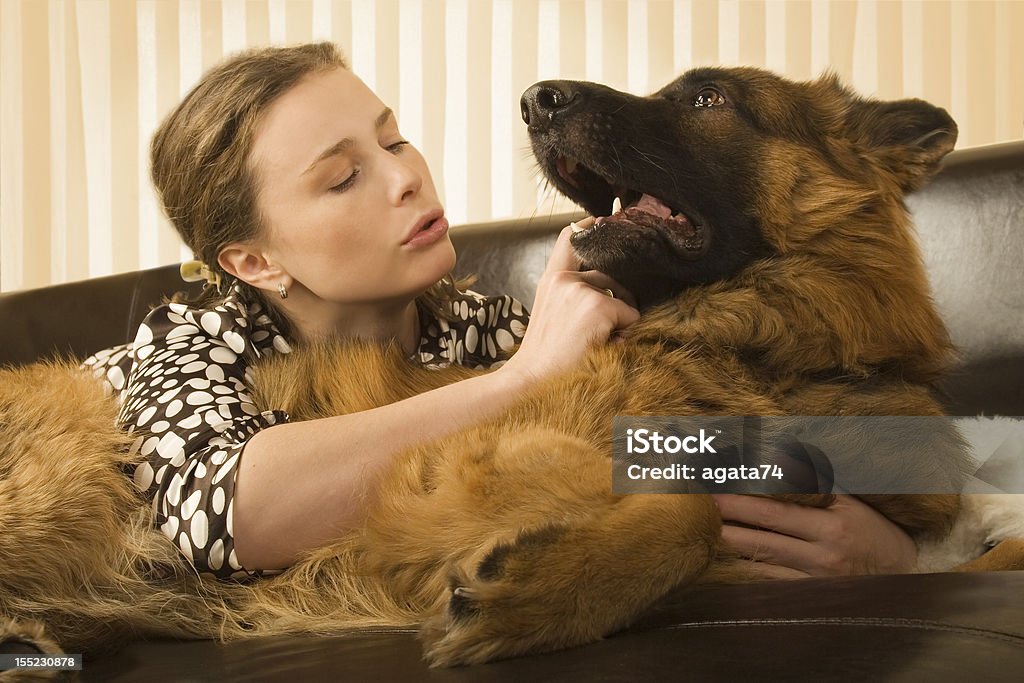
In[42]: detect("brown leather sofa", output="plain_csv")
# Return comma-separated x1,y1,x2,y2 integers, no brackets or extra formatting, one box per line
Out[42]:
2,141,1023,681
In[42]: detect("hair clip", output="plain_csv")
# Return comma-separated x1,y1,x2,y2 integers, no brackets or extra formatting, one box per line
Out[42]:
180,260,223,289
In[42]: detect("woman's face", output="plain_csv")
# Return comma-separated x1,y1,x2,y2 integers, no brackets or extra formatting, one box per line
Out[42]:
248,67,454,308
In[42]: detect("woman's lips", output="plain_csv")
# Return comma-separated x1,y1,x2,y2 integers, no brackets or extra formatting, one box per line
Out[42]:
403,215,449,247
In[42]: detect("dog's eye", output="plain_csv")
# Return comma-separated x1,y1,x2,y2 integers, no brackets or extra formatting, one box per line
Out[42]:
694,88,726,108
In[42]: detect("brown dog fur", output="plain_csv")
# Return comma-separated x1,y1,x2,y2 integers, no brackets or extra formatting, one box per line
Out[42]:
0,68,987,667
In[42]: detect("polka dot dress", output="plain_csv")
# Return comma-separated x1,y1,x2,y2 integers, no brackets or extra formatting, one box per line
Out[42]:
81,280,529,581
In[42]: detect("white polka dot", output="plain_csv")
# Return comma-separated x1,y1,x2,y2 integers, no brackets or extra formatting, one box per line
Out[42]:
496,329,515,351
166,399,183,418
200,311,222,336
181,361,208,374
178,532,194,563
213,454,239,484
273,335,292,353
209,539,225,570
137,406,157,426
211,449,229,466
487,335,497,357
156,432,186,460
166,324,200,340
209,347,237,364
187,391,215,406
205,364,225,382
511,299,524,316
227,548,240,570
223,331,246,354
510,319,527,337
133,461,155,490
165,473,184,505
465,326,479,354
135,344,155,360
135,323,153,346
240,402,259,416
212,486,226,514
226,499,234,537
178,413,203,430
191,510,209,548
106,365,126,391
194,461,207,479
181,490,202,520
162,515,179,539
186,378,211,390
168,303,188,315
150,420,170,434
174,353,200,366
140,436,160,457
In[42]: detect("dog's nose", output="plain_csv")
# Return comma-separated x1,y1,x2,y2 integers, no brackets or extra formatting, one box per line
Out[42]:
521,81,580,128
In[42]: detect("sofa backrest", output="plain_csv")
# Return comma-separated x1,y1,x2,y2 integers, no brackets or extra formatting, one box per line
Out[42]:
1,142,1021,415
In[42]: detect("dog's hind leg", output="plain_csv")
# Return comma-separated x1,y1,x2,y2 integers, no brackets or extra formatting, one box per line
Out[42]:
417,429,720,667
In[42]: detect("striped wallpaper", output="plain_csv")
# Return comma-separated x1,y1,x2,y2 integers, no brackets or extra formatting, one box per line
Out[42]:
1,0,1022,292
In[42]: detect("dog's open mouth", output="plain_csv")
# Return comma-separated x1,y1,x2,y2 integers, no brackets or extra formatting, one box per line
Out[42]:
554,155,706,258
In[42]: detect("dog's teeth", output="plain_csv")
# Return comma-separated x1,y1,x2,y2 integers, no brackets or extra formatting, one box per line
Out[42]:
565,157,578,174
612,196,622,214
570,221,584,233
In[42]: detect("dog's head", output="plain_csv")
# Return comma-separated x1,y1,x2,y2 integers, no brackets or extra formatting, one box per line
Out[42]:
522,67,957,309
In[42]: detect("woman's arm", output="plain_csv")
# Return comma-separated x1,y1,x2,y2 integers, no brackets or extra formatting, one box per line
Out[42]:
233,224,640,569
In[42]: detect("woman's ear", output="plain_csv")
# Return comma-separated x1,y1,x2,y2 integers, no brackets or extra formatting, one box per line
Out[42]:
218,243,290,292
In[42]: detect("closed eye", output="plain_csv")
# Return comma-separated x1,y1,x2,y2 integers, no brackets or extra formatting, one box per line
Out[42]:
328,170,359,193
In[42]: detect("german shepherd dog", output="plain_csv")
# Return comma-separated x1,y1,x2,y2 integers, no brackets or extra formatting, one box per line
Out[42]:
0,68,972,667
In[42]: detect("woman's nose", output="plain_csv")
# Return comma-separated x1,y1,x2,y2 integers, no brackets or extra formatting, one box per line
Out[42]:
385,150,423,205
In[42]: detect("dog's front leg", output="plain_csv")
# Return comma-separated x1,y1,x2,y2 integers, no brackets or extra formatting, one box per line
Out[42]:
415,428,720,667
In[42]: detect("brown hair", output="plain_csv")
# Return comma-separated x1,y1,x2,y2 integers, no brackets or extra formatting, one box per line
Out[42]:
150,41,463,330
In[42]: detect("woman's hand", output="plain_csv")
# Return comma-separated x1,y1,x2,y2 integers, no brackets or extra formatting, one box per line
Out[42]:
499,218,639,385
712,493,919,579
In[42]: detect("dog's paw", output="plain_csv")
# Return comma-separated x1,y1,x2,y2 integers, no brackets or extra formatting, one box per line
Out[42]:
419,525,579,667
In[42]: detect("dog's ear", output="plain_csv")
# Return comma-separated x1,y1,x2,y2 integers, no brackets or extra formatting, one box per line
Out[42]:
848,97,958,193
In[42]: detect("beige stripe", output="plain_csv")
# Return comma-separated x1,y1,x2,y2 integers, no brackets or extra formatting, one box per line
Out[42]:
467,0,492,222
949,0,968,147
560,0,586,80
1,0,24,291
332,0,353,55
902,0,924,98
421,0,447,211
1007,0,1024,141
852,0,877,94
76,0,113,278
222,0,246,55
64,0,89,283
601,0,627,90
155,0,184,264
21,0,50,288
246,0,270,46
649,0,675,86
627,0,648,93
398,0,424,146
965,1,996,148
375,0,400,116
738,0,766,69
287,0,315,44
719,0,740,66
587,0,605,80
201,1,223,72
491,0,514,217
876,0,903,99
691,0,718,66
764,0,786,73
510,0,538,216
785,0,810,80
110,0,138,274
921,0,951,124
444,0,467,223
48,0,68,283
828,0,856,85
674,0,693,73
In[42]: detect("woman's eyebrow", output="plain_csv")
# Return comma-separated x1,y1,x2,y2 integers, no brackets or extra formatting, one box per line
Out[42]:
302,107,395,175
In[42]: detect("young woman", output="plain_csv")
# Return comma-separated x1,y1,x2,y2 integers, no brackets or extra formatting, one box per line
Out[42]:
84,42,917,583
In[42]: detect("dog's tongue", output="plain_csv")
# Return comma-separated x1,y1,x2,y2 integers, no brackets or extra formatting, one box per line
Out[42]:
632,193,672,219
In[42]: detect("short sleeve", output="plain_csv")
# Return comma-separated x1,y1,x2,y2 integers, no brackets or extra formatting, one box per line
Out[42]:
116,293,291,580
